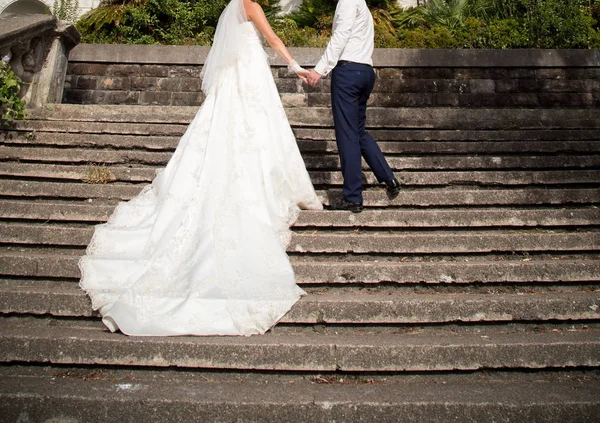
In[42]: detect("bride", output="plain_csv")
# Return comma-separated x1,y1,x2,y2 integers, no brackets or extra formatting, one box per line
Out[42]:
78,0,323,336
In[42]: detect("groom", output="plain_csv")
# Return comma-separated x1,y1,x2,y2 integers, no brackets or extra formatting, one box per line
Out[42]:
307,0,400,213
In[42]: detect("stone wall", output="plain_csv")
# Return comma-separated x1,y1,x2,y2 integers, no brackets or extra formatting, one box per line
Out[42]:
64,45,600,108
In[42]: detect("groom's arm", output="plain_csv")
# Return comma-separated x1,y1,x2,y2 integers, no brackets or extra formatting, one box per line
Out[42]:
314,0,359,77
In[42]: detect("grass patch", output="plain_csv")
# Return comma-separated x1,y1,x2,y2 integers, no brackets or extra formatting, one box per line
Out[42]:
83,166,114,184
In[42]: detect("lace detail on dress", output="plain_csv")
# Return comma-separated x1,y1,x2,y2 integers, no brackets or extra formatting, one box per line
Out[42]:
78,25,322,336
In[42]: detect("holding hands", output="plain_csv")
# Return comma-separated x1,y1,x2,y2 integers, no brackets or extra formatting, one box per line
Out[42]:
288,60,322,86
288,60,308,84
307,70,322,87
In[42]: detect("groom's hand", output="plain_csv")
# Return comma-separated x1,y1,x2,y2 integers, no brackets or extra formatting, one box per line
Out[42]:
307,69,322,87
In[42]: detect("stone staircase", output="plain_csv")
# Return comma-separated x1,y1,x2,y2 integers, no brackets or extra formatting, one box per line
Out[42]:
1,104,599,421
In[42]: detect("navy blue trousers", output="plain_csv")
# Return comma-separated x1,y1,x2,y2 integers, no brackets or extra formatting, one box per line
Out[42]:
331,61,394,203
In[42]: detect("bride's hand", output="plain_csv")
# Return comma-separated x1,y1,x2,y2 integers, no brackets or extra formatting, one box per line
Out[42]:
288,60,308,83
297,69,309,84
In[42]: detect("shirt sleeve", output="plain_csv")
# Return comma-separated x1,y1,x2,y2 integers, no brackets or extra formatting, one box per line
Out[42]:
314,0,358,76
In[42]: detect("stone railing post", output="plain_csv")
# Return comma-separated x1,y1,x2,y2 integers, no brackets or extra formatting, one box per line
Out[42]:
0,13,81,109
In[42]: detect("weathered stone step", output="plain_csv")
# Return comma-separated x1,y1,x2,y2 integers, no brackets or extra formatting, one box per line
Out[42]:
5,146,599,170
2,200,596,228
2,181,598,206
292,256,600,284
26,105,600,129
0,163,157,182
292,128,600,142
1,223,598,253
0,180,143,200
2,368,598,423
0,200,115,221
3,163,599,186
9,119,190,137
4,131,600,154
307,155,600,170
310,170,600,186
1,318,598,371
0,146,172,165
12,118,600,142
295,209,600,228
299,140,600,155
2,249,598,283
355,188,600,207
2,280,598,323
289,231,599,254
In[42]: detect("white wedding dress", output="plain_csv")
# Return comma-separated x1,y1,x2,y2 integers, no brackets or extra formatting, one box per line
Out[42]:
78,5,323,336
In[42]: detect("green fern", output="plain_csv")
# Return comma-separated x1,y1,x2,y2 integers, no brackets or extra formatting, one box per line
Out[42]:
422,0,469,32
288,0,336,28
77,0,147,31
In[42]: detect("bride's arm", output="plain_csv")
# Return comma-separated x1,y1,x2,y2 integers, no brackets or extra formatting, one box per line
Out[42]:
245,1,307,77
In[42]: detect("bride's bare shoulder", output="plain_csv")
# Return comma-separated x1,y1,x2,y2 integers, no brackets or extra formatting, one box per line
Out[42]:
243,0,263,19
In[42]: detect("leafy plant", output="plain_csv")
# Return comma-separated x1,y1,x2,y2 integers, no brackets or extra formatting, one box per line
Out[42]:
288,0,335,28
77,0,228,45
420,0,469,32
455,16,528,48
271,18,329,47
397,25,457,48
74,0,599,49
0,57,27,125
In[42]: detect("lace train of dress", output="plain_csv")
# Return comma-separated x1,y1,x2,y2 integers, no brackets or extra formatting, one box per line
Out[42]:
78,22,323,336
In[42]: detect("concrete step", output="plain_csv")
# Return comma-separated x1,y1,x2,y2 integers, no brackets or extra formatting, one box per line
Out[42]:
292,128,600,142
311,170,600,186
0,200,115,222
0,180,143,201
1,248,598,283
5,146,599,170
1,367,598,423
3,163,600,186
2,200,597,228
7,122,600,141
1,180,598,206
1,223,598,253
307,155,600,171
0,146,172,165
2,280,598,323
299,139,600,155
26,105,600,129
295,208,600,228
291,256,600,284
8,119,190,137
4,131,600,154
289,231,599,254
1,317,598,371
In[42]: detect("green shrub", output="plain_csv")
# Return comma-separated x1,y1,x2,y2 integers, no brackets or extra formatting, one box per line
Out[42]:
397,26,457,48
487,0,596,48
0,58,27,124
454,17,529,48
75,0,599,49
589,27,600,48
77,0,227,45
271,18,329,47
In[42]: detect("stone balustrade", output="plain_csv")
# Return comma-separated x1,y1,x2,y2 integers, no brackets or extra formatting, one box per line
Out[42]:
0,13,80,109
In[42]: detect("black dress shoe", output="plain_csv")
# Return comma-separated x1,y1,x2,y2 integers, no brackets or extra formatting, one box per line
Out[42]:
332,198,364,213
385,177,401,200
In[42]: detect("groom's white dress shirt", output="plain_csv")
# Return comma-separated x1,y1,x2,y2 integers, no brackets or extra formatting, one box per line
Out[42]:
314,0,375,76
